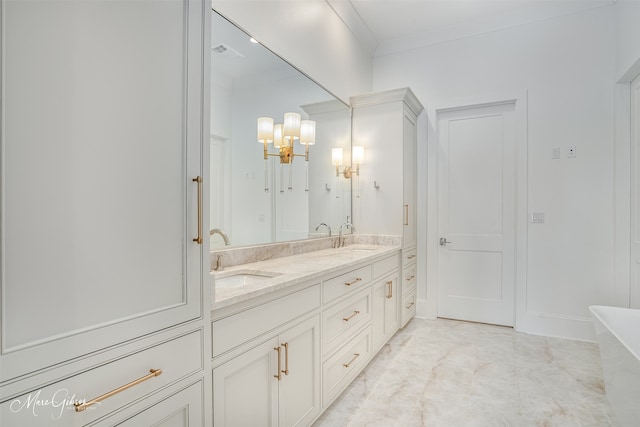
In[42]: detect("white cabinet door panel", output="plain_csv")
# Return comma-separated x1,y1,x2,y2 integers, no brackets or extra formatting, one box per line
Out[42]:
1,0,205,382
631,74,640,308
213,338,279,427
278,316,321,427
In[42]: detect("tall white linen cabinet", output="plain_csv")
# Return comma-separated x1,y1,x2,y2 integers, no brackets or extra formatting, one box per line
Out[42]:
1,1,212,425
351,88,424,327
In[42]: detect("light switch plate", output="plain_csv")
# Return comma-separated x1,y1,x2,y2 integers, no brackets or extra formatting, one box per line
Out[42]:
568,145,576,158
530,212,545,223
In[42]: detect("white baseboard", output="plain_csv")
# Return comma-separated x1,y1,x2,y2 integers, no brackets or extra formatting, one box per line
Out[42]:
416,298,435,320
516,311,596,342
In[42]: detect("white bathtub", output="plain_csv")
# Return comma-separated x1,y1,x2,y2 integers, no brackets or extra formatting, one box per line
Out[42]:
589,305,640,427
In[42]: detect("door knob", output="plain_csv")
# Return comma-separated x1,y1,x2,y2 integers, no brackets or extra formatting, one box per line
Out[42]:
439,237,451,246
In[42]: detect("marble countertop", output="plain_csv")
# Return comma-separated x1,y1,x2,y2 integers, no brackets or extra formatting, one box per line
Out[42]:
211,243,401,310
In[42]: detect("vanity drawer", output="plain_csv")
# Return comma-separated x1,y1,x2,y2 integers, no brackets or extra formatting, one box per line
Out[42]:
322,287,371,355
322,265,372,304
322,326,371,406
213,284,320,358
403,264,417,296
0,329,202,426
402,289,417,328
372,253,401,279
403,247,417,265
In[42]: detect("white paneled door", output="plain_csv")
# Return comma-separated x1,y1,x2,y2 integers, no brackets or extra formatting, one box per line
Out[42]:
631,74,640,309
437,103,516,326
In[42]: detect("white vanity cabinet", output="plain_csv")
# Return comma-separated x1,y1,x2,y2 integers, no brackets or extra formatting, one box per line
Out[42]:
1,0,210,425
372,274,400,351
371,253,401,351
212,285,322,427
108,381,204,427
211,249,402,425
401,247,418,326
351,88,423,251
351,88,424,327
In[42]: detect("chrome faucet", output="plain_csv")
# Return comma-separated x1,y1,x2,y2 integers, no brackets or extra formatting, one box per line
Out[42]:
315,222,332,236
210,228,230,246
337,221,355,248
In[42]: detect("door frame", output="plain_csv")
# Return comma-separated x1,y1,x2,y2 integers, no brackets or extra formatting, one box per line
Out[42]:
613,57,640,310
422,90,528,330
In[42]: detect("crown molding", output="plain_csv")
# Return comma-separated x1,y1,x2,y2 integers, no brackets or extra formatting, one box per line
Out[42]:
350,87,424,116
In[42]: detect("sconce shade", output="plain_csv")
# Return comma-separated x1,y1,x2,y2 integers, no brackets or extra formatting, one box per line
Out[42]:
300,120,316,145
283,112,301,144
257,117,274,143
352,146,364,164
332,147,343,166
273,124,284,148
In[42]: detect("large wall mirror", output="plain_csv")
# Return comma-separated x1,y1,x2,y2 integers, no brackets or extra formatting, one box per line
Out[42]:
210,10,352,249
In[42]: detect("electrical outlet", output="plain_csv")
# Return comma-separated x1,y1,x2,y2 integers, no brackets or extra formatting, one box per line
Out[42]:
568,145,576,158
552,147,560,159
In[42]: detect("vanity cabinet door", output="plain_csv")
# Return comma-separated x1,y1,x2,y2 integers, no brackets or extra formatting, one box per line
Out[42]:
1,0,205,383
213,337,279,427
372,275,400,351
213,315,320,427
278,316,321,427
403,109,418,249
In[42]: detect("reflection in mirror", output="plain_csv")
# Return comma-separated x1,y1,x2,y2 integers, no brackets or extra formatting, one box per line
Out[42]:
210,10,352,249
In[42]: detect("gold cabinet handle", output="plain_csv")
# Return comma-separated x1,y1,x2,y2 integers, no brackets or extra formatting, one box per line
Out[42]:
282,342,289,376
404,204,409,226
387,280,393,299
342,310,360,322
274,346,282,381
407,255,416,260
406,275,415,281
342,353,360,368
192,176,203,244
344,278,362,287
74,369,162,413
406,302,415,309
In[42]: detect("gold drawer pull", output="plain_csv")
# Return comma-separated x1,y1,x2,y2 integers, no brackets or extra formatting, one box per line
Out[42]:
404,204,409,225
345,278,362,287
387,280,393,299
406,275,415,281
342,310,360,322
282,342,289,376
74,369,162,413
274,346,282,381
343,353,360,368
192,176,203,244
406,302,415,309
407,254,416,259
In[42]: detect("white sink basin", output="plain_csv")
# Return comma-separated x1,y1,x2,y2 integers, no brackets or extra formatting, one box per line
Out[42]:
213,270,282,289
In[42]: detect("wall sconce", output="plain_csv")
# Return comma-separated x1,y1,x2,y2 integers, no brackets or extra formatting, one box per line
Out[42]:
332,146,365,198
258,113,316,192
331,146,364,178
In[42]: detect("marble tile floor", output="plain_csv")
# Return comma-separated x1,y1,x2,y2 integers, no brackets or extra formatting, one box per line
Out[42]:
313,318,616,427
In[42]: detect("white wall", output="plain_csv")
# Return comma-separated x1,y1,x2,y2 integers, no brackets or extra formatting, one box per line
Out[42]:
305,101,353,235
374,6,617,340
615,0,640,81
212,0,373,103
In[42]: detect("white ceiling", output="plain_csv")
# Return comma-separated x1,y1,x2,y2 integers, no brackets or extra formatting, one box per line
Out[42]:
327,0,614,56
